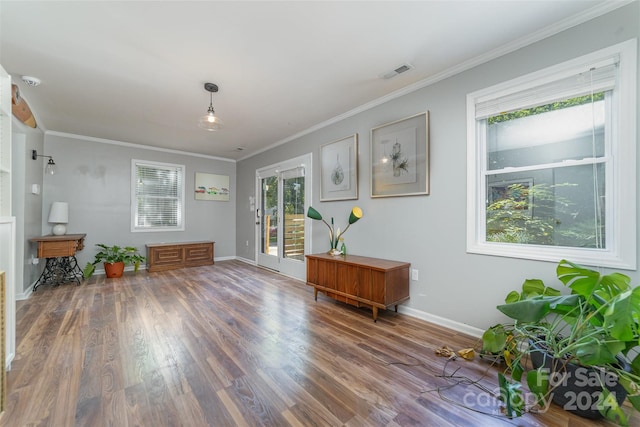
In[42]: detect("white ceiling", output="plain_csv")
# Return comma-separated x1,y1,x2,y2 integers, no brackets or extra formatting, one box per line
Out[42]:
0,1,623,161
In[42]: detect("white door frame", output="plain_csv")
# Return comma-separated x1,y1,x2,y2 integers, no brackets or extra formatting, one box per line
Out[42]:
255,153,312,279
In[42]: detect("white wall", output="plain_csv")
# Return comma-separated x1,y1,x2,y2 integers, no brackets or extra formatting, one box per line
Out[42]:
236,3,640,333
42,133,236,270
0,218,16,368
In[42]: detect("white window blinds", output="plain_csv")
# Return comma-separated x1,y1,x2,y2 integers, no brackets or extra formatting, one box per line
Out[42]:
475,60,618,119
132,160,185,231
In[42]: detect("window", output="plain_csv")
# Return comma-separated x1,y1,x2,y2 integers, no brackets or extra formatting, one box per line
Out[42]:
467,39,636,269
131,159,185,232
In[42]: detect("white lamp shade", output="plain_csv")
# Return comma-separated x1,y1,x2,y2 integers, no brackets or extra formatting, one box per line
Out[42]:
48,202,69,223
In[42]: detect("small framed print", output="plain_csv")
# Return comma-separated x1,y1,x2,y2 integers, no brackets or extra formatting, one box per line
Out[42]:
320,134,358,201
371,112,429,198
195,172,230,201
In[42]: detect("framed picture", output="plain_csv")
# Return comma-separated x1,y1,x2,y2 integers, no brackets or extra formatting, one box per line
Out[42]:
195,172,230,201
370,111,429,198
320,133,358,201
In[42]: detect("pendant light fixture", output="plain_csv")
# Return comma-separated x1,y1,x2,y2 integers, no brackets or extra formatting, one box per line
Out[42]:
198,82,223,131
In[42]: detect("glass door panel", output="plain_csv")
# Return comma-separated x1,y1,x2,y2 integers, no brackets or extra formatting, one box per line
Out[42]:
283,176,305,261
260,175,278,259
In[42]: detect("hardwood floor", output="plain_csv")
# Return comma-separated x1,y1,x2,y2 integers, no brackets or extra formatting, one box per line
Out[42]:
3,260,637,426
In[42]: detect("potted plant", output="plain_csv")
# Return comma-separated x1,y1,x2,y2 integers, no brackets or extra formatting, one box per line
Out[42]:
482,259,640,426
83,243,145,279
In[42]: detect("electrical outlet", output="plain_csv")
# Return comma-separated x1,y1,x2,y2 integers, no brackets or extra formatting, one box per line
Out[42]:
411,269,419,281
246,240,249,247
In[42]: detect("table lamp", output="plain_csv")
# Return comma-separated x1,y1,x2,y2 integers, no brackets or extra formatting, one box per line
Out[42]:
48,202,69,235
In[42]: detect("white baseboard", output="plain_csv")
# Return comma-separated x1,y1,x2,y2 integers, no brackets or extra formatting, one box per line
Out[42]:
214,256,236,262
234,256,256,266
6,351,14,371
398,305,485,338
16,283,33,301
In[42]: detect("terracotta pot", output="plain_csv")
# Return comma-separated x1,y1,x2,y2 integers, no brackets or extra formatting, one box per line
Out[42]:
104,262,125,278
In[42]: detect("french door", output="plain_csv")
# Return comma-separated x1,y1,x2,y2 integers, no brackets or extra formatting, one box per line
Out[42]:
256,153,311,279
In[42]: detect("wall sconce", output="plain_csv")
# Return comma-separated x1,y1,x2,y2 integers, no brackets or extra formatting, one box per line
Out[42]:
32,149,56,175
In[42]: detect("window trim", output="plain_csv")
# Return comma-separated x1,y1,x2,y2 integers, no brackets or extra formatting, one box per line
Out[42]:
466,39,637,269
131,159,186,233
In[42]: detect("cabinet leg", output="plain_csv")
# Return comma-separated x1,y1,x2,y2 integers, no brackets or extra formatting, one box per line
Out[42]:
314,287,318,301
372,306,378,322
394,305,398,312
32,256,83,291
33,258,55,291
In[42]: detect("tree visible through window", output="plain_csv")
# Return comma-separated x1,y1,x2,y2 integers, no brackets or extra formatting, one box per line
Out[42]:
132,160,185,232
485,93,606,248
466,39,636,269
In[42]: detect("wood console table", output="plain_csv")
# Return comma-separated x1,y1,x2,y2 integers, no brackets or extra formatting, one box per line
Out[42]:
146,241,214,272
306,253,410,321
30,234,86,291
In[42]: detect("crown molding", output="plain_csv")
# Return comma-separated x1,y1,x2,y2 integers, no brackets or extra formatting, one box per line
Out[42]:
239,0,634,162
45,130,236,163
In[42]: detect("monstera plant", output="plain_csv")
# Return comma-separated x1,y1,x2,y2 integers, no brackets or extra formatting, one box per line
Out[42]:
482,259,640,426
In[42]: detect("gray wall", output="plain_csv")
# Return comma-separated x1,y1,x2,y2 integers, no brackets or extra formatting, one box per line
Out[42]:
12,122,44,297
236,3,640,331
42,133,236,270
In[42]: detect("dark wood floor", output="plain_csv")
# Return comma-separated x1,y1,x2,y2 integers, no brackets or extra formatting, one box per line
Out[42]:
2,260,636,426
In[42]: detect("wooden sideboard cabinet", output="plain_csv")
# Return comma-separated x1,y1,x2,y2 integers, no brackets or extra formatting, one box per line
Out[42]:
146,241,214,272
306,253,410,321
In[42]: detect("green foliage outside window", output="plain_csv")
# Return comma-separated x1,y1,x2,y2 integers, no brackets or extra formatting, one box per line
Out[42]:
486,91,606,248
486,183,602,248
263,176,305,215
488,92,604,124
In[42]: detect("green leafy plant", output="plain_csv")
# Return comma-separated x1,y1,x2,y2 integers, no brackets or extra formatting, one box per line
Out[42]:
482,259,640,426
83,243,145,279
488,92,605,124
486,182,602,247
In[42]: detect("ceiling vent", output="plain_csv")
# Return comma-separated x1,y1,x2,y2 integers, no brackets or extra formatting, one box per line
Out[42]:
381,63,414,80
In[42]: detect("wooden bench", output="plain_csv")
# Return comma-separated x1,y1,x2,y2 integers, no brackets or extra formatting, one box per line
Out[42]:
146,241,214,272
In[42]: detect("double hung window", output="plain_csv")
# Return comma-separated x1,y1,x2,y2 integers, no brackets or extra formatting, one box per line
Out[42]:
466,40,636,268
132,160,185,232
